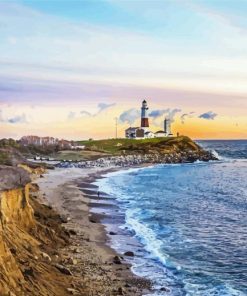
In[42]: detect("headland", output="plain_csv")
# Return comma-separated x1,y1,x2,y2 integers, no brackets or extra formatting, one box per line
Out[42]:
0,136,217,295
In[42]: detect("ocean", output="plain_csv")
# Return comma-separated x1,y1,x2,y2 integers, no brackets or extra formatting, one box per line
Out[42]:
94,140,247,296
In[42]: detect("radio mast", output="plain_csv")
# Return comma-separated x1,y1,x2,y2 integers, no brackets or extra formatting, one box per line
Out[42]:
115,117,118,139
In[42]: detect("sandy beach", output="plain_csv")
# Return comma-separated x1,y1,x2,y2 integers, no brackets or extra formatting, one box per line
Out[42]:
36,167,151,295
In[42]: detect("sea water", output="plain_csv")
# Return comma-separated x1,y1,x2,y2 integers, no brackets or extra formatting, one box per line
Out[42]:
95,140,247,296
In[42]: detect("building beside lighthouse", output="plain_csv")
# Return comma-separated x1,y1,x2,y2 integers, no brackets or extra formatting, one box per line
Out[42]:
125,100,174,139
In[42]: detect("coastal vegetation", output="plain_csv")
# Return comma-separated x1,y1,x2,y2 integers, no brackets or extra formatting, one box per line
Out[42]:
78,136,200,154
0,136,215,164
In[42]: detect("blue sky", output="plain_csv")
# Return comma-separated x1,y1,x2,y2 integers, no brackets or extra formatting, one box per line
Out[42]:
0,0,246,139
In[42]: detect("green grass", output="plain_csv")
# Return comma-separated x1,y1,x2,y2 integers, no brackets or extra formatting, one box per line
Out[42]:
77,136,194,155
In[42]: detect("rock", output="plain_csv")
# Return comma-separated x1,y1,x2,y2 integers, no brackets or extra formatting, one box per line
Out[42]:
10,247,17,255
41,252,51,262
68,258,78,265
23,267,35,277
69,229,77,235
66,288,79,295
113,256,122,264
124,251,134,257
73,248,80,254
109,231,117,235
160,287,170,292
89,218,97,223
60,215,71,223
34,255,39,260
118,287,125,295
0,165,31,191
54,255,59,261
54,264,73,275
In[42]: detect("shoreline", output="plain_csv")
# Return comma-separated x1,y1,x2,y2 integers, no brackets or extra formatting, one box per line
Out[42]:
36,166,152,295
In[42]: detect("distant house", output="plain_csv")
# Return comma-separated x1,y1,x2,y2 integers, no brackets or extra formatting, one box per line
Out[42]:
71,145,85,150
155,130,166,137
144,131,154,138
125,127,154,139
20,135,72,149
125,127,139,139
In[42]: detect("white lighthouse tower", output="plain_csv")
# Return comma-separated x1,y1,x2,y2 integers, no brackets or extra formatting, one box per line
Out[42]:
164,118,173,136
141,100,149,129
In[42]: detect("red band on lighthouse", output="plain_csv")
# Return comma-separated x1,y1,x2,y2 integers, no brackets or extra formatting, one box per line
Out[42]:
141,118,149,127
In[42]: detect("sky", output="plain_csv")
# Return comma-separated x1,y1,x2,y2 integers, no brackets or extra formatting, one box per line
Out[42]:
0,0,247,140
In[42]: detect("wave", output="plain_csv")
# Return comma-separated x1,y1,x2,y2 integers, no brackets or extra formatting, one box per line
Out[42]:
93,151,247,295
125,208,170,266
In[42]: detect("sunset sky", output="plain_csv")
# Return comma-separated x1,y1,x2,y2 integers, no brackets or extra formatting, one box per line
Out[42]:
0,0,246,140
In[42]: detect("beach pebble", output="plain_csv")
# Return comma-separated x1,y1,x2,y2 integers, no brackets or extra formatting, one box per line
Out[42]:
61,215,68,223
160,287,170,292
117,287,125,295
23,267,35,277
69,229,77,235
113,256,122,264
69,258,78,265
124,251,134,257
41,252,51,262
10,247,17,255
66,288,79,295
54,264,73,275
109,231,117,235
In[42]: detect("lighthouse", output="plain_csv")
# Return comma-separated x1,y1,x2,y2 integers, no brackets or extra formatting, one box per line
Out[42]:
125,99,175,139
141,100,149,128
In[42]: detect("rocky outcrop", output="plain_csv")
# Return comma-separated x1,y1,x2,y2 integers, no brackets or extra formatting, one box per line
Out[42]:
58,149,217,169
0,165,31,191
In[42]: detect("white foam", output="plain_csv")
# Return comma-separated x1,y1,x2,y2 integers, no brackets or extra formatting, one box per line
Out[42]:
125,208,170,266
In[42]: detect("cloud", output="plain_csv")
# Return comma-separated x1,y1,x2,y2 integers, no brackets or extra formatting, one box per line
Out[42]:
119,108,140,125
149,108,181,126
149,109,169,119
168,108,182,123
199,111,217,120
118,107,181,127
180,111,195,124
68,111,76,120
68,102,115,120
0,110,28,124
80,110,91,117
97,103,115,113
8,114,27,124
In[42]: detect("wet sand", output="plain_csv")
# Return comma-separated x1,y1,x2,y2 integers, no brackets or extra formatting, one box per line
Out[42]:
36,167,151,295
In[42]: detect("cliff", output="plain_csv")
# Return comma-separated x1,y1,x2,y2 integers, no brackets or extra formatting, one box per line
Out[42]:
0,166,34,294
0,166,74,295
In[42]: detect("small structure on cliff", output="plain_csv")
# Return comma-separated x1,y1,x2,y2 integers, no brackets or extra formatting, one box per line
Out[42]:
125,100,173,139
